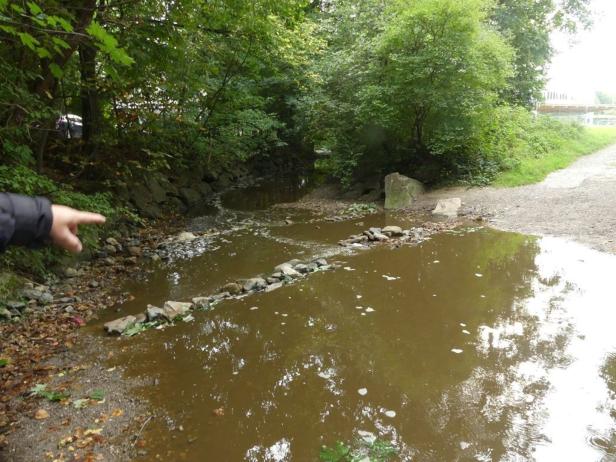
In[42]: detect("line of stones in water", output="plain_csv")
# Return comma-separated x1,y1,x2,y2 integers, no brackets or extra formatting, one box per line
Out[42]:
103,222,458,338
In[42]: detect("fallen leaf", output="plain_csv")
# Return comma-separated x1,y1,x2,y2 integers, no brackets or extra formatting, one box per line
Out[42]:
58,435,74,447
35,409,49,420
68,316,86,327
111,408,124,417
73,398,89,409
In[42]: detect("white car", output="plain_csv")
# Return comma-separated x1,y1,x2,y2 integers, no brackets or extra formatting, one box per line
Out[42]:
55,114,83,139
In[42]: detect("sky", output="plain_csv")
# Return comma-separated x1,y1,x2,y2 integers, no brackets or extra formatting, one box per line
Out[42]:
547,0,616,103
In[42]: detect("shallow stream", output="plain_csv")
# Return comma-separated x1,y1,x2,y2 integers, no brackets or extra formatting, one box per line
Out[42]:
95,184,616,461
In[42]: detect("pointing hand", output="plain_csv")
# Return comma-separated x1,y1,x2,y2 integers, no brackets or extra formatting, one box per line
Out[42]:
50,205,106,253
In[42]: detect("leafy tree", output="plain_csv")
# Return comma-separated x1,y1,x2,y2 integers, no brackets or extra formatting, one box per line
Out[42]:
492,0,591,107
301,0,513,184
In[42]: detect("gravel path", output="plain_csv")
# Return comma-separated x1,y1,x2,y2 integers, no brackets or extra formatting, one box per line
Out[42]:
412,143,616,253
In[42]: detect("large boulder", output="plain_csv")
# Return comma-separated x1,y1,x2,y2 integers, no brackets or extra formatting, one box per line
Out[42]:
195,182,213,198
144,176,168,204
130,184,162,218
211,173,234,192
432,198,462,218
384,173,424,210
179,188,202,208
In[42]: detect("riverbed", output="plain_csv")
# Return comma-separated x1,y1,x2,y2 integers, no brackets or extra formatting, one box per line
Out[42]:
86,184,616,461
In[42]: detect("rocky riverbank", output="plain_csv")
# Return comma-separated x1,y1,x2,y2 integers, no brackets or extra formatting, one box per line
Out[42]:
0,220,184,461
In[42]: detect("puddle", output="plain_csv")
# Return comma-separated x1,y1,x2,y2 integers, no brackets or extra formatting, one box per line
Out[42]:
99,224,616,461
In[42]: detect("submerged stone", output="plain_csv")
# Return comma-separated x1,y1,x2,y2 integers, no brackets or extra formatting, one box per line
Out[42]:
372,232,389,241
265,282,284,292
275,264,301,278
146,305,165,322
163,301,193,320
134,313,147,324
243,278,267,292
222,282,243,295
192,297,210,309
294,264,309,274
382,225,404,236
104,315,137,335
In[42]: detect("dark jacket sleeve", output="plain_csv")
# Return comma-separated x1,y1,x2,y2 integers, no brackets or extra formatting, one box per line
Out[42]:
0,193,53,252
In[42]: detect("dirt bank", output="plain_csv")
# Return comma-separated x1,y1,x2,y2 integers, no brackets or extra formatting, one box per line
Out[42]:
411,143,616,253
0,222,186,462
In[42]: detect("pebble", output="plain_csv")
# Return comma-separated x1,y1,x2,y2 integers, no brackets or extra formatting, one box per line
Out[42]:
357,388,368,396
451,348,463,354
34,409,49,420
128,246,142,257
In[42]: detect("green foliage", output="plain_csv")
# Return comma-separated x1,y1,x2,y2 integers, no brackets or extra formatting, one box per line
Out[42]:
301,0,513,184
492,126,616,187
0,271,24,301
85,21,133,65
122,321,157,337
492,0,591,107
345,203,377,215
30,383,69,402
88,389,105,401
0,0,602,280
320,437,397,462
596,91,616,105
72,398,90,409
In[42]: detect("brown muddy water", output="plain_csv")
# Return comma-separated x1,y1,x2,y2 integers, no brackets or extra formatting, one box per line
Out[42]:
94,201,616,461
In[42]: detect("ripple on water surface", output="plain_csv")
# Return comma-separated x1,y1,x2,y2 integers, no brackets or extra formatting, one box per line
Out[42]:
107,228,616,461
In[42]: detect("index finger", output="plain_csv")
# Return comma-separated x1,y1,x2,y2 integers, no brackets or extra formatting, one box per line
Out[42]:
74,211,106,225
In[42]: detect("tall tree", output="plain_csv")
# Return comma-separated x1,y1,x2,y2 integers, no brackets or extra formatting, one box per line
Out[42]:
492,0,591,107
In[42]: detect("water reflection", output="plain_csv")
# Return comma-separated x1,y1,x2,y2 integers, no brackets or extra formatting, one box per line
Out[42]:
221,177,313,211
104,229,616,461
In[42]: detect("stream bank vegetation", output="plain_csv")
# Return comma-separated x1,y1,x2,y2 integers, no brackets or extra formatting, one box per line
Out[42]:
0,0,603,272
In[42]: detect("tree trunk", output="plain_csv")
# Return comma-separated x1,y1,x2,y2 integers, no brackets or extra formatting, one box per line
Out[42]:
79,43,100,156
30,0,98,170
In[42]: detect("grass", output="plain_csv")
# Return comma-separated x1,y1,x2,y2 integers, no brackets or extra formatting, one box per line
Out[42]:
493,126,616,187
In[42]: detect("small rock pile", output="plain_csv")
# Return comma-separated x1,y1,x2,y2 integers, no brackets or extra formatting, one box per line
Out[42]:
338,225,416,247
103,258,331,336
1,283,56,321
